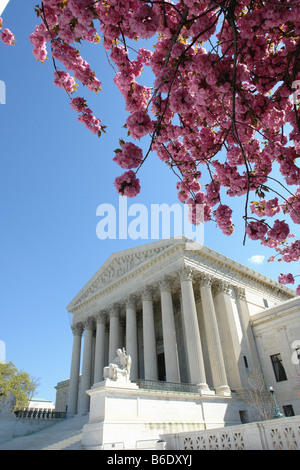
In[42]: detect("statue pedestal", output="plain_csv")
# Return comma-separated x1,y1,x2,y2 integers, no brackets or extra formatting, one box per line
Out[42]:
81,379,239,450
82,379,140,450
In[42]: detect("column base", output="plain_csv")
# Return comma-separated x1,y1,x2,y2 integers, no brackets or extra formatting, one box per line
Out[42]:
215,385,231,397
197,383,214,395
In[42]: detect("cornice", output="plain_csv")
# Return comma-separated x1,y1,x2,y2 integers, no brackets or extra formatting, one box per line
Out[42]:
250,297,300,327
183,249,296,300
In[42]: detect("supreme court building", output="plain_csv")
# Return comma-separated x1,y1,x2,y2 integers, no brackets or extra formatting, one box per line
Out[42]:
55,238,299,426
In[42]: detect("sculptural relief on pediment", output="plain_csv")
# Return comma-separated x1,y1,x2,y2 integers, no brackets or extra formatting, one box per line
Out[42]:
73,245,173,306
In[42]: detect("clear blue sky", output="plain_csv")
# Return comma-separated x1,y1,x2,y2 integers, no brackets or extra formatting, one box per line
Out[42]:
1,1,298,404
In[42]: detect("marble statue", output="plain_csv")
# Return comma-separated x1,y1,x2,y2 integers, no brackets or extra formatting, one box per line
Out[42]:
104,348,132,382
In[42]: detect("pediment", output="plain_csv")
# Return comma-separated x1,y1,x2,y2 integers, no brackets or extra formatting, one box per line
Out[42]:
66,238,185,311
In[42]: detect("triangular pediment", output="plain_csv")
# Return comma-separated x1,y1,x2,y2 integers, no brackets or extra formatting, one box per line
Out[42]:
66,238,186,311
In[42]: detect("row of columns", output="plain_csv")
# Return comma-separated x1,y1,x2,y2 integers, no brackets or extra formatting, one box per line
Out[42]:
67,267,255,416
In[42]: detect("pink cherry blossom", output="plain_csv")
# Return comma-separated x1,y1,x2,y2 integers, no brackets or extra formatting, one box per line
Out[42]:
278,273,295,285
215,204,234,236
113,142,143,169
54,70,77,94
1,28,15,46
126,111,154,139
114,170,141,198
29,0,300,286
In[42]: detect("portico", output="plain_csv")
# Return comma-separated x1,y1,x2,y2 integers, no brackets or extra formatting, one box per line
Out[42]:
62,238,295,417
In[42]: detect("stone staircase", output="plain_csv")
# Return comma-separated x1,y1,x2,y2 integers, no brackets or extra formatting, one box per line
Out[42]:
0,414,89,450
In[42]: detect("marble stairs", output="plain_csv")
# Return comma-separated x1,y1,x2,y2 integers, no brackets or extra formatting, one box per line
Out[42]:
0,414,89,450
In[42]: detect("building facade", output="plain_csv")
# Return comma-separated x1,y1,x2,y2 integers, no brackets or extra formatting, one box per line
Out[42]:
251,297,300,416
55,238,297,419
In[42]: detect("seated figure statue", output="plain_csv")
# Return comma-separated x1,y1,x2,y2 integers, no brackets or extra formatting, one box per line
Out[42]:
104,348,132,382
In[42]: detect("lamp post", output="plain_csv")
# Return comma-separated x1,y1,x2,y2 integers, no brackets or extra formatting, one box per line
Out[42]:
269,386,284,419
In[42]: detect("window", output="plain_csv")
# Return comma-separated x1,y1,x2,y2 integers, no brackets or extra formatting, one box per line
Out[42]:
263,299,269,308
239,410,249,424
270,353,287,382
283,405,295,417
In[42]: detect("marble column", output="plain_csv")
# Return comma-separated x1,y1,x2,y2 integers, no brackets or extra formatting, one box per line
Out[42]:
142,286,158,380
108,305,120,363
254,333,272,385
199,275,231,396
213,281,246,390
235,287,261,372
78,318,94,414
93,312,106,384
160,276,181,383
125,295,138,380
67,323,83,416
179,267,209,390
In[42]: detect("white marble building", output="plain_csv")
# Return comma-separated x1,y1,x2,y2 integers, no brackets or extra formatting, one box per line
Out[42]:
251,297,300,416
55,238,297,425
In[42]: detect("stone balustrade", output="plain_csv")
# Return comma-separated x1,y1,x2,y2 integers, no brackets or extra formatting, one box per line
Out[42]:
160,415,300,450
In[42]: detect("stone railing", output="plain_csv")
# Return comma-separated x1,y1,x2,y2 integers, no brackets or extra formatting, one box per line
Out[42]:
160,415,300,450
15,408,66,420
133,379,199,394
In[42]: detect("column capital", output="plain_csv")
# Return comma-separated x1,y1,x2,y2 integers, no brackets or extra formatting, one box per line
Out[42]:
71,322,83,336
125,294,137,309
199,274,213,288
212,280,231,296
95,312,106,324
179,265,194,282
108,304,120,318
159,275,172,292
235,286,246,300
141,286,153,301
84,317,95,331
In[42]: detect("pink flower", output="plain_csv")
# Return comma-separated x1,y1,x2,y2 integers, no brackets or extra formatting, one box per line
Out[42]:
70,97,88,113
1,28,15,46
114,170,141,197
54,70,76,94
129,5,160,39
246,221,268,240
267,219,290,244
278,273,295,285
126,111,153,139
215,204,234,235
113,142,143,169
250,198,281,218
78,112,101,134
